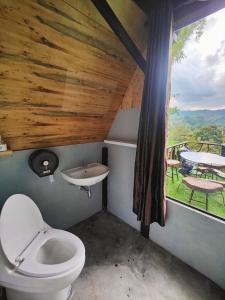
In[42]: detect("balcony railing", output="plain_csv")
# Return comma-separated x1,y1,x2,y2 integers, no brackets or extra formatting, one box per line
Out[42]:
167,141,224,160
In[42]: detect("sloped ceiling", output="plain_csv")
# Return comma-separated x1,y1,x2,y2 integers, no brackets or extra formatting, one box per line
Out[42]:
0,0,147,150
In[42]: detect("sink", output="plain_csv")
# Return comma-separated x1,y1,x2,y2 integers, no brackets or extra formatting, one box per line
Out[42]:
61,163,109,187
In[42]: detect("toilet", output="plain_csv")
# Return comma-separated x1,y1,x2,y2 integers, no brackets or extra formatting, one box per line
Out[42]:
0,194,85,300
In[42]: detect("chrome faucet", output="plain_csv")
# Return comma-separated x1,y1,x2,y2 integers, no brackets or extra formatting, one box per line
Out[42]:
79,186,91,198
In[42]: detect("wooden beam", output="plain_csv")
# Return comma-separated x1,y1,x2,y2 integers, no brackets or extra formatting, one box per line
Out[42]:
91,0,146,73
132,0,154,15
173,0,197,10
133,0,225,30
174,0,225,30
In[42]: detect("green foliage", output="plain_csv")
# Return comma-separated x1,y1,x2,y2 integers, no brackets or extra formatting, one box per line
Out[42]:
172,19,206,63
166,172,225,219
167,111,225,146
170,109,225,127
194,125,224,143
167,123,193,144
168,106,179,115
168,123,225,146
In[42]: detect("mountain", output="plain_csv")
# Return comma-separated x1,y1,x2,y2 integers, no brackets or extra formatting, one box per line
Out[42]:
170,109,225,127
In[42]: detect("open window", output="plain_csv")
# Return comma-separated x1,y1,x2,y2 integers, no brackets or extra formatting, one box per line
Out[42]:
166,8,225,220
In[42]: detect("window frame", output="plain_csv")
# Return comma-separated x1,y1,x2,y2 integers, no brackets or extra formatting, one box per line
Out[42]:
167,195,225,222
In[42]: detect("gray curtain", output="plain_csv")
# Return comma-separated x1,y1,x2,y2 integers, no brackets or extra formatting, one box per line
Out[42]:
133,0,173,226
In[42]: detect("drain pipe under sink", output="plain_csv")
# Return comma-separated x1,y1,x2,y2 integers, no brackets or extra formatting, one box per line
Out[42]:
79,186,91,198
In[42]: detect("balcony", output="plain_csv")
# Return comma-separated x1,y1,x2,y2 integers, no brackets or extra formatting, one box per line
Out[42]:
166,141,225,219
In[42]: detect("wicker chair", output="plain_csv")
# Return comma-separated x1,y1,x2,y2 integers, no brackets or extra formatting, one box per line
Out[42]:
182,176,224,210
166,148,180,183
209,180,225,188
209,169,225,180
167,159,180,183
195,165,210,178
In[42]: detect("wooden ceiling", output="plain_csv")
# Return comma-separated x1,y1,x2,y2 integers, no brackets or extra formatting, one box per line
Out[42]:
0,0,147,150
133,0,225,30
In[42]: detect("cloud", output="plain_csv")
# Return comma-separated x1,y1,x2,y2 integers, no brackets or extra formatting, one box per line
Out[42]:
206,40,225,64
171,10,225,110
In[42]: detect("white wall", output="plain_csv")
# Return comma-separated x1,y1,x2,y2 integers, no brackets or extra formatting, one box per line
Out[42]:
107,145,140,231
0,143,103,229
151,200,225,289
107,108,225,289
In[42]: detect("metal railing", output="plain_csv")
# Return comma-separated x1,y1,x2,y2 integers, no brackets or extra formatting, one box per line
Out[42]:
167,141,224,159
167,141,188,159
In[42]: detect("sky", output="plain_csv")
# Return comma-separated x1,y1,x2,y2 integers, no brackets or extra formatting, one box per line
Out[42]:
171,8,225,111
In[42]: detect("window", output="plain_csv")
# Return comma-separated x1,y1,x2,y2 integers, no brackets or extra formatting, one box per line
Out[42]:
166,9,225,220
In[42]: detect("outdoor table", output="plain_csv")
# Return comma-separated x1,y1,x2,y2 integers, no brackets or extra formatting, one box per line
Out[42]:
180,151,225,169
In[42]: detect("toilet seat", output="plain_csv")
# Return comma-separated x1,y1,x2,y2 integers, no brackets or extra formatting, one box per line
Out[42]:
17,228,85,278
0,194,85,278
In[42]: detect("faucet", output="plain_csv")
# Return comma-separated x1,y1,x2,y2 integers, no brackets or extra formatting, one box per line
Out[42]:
82,160,88,168
79,186,91,198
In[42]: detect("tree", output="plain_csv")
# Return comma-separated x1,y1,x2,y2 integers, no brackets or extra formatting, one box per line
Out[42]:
169,106,179,115
167,123,192,145
172,19,206,63
194,125,223,143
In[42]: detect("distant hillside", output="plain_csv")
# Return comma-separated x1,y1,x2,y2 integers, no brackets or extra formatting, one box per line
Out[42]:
170,109,225,127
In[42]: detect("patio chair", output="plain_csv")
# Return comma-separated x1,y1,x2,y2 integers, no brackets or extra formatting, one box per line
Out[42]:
195,165,210,178
209,180,225,188
167,159,180,183
182,176,224,210
208,169,225,180
166,148,180,183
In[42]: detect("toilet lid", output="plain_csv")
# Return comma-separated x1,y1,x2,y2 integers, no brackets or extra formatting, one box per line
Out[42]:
0,194,44,265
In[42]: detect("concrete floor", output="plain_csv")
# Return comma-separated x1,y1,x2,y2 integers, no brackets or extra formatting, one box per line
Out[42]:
69,212,225,300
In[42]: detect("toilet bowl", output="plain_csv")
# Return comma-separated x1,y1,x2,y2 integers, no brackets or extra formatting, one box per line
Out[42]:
0,194,85,300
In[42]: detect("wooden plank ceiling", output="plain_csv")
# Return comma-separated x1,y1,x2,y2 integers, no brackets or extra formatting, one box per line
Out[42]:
0,0,147,150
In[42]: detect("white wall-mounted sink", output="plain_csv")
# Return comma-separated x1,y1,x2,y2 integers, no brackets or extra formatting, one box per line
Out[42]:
61,163,109,187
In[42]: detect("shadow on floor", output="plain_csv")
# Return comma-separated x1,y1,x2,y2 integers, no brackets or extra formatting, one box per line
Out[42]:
69,212,225,300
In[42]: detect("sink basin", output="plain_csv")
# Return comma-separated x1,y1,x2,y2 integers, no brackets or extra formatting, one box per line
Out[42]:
61,163,109,187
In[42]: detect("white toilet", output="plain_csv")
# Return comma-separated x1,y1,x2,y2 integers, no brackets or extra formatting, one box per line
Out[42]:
0,194,85,300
